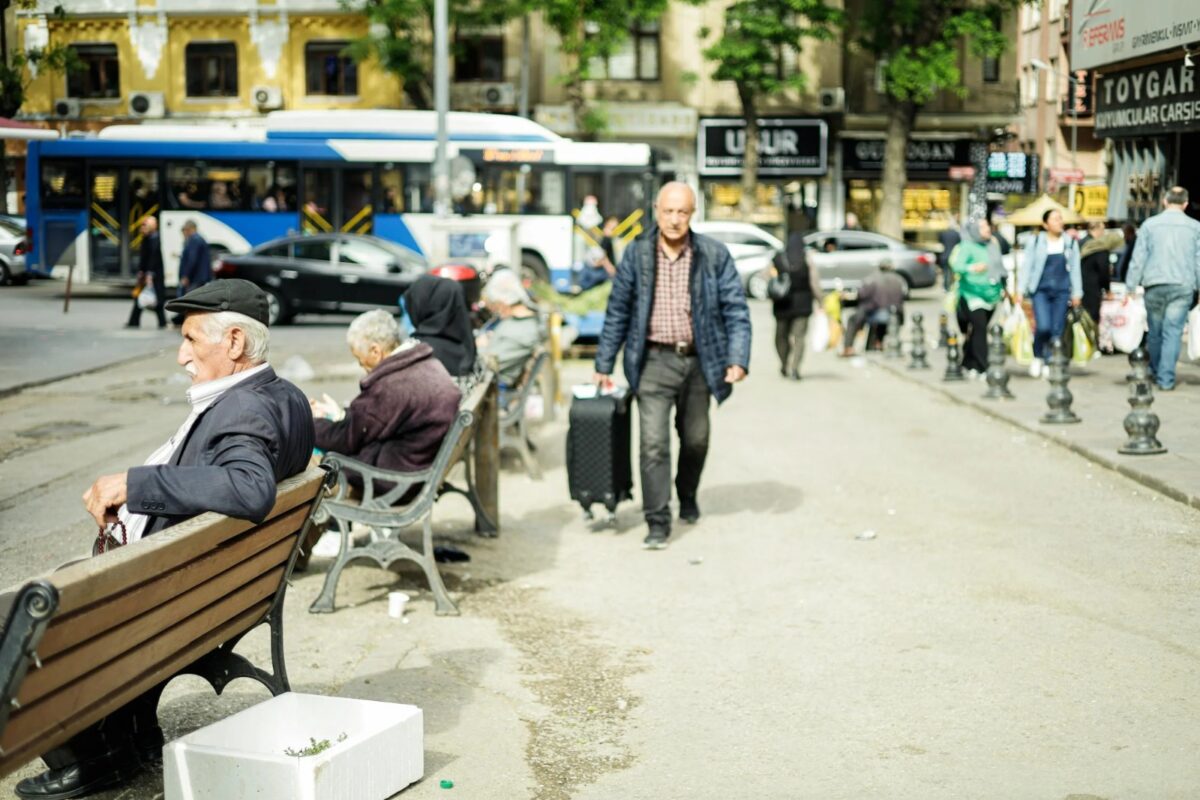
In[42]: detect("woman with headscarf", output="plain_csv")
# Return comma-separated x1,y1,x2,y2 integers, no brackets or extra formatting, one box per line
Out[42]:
1078,221,1123,326
950,218,1006,378
771,232,823,380
404,274,477,377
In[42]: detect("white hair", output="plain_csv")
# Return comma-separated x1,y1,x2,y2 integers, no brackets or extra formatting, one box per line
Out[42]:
654,181,696,208
482,269,530,307
347,309,402,351
199,311,270,363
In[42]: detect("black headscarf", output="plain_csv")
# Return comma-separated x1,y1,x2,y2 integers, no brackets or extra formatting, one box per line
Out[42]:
405,274,476,377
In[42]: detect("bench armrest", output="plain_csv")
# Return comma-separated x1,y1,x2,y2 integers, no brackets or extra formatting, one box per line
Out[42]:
319,452,434,509
0,581,59,740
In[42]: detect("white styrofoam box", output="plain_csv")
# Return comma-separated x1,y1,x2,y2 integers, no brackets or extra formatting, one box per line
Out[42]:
163,692,423,800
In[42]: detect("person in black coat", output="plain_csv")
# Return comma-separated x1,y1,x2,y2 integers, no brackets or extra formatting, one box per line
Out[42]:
1078,221,1123,325
772,232,823,380
404,274,477,376
126,217,167,328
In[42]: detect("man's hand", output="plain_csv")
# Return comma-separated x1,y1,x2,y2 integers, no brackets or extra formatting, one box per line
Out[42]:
593,372,613,389
725,365,747,384
82,472,128,528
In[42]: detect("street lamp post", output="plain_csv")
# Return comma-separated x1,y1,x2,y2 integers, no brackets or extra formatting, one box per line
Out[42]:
1031,59,1081,209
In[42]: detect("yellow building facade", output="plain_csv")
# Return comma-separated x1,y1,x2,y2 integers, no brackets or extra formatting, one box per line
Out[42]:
18,1,401,124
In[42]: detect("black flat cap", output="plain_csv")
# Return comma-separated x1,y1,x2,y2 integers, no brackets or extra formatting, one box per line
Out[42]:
165,279,270,326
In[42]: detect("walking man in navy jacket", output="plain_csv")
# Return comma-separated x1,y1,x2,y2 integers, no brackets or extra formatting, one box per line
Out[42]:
594,182,752,550
177,219,212,294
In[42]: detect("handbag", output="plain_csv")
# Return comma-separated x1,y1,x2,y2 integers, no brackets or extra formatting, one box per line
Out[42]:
767,271,792,301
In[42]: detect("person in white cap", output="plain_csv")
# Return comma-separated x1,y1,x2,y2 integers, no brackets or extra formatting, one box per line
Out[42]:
477,269,541,388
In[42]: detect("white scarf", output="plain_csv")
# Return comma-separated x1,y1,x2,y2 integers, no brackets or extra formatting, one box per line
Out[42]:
114,363,271,543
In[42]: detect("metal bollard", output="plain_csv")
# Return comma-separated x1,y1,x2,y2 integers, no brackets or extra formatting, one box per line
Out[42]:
1041,337,1080,424
938,312,950,349
885,305,902,359
982,323,1014,399
1118,347,1166,455
943,334,965,381
908,311,930,370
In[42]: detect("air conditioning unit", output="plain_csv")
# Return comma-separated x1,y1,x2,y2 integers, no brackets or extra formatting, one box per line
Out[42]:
818,87,845,113
53,97,81,119
477,82,516,108
129,91,164,118
252,85,283,110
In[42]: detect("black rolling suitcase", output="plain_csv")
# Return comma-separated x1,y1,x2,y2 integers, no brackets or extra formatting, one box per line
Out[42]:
567,390,633,520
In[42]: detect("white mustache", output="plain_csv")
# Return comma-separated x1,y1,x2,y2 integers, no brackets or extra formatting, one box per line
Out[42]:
184,362,197,377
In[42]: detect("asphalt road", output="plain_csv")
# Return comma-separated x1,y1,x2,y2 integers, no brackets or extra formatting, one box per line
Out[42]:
2,288,1199,799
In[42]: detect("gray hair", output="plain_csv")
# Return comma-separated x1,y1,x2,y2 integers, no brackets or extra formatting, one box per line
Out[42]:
654,180,696,208
347,309,402,351
482,269,531,307
199,311,270,363
1165,186,1189,206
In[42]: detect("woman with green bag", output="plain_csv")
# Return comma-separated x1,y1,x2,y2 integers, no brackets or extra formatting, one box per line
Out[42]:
950,219,1006,378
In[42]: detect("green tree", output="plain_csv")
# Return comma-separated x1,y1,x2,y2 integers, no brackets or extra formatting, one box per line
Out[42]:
538,0,668,137
342,0,526,109
848,0,1018,237
0,2,81,213
696,0,840,217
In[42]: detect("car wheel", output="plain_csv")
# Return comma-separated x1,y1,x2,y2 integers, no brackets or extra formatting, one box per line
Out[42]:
746,270,770,300
900,273,912,298
263,286,292,326
0,262,9,286
520,250,550,287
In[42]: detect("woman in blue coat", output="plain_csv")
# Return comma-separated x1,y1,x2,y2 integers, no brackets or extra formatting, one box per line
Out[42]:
1017,208,1082,377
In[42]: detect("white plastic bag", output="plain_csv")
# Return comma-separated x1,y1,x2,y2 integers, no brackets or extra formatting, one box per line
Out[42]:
1109,295,1147,354
137,284,157,309
808,309,831,352
1188,305,1200,360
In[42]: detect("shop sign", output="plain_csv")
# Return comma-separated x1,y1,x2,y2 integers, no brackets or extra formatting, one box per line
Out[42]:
985,151,1039,194
1048,167,1085,184
1094,61,1200,137
948,166,976,181
1063,70,1093,117
534,103,697,137
697,118,828,177
1073,185,1109,219
841,138,971,176
1071,0,1200,71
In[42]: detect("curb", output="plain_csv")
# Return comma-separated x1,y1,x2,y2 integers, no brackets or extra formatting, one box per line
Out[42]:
872,356,1200,513
0,348,171,400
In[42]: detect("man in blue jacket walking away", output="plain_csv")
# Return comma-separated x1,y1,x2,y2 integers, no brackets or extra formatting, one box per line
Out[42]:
178,219,213,295
594,182,752,550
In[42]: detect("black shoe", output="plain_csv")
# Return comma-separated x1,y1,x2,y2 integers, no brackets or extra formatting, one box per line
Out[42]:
642,527,670,550
679,498,700,524
14,761,127,799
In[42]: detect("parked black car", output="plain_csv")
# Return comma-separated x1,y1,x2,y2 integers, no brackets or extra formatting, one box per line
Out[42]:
214,233,475,325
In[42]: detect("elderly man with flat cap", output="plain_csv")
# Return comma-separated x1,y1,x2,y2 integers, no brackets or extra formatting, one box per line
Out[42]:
15,279,314,800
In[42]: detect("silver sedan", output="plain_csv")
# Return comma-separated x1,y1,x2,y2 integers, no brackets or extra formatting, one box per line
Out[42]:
804,230,937,295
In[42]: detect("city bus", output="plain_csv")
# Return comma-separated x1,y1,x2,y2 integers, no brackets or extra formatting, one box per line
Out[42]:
25,110,655,290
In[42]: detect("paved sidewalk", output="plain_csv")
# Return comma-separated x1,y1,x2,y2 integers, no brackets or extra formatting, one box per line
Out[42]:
872,318,1200,510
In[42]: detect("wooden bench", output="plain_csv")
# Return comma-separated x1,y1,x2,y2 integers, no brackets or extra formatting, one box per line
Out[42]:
499,350,550,480
0,466,331,781
310,371,499,617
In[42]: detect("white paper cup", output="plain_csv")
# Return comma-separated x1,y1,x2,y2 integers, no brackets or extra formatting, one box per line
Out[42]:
388,591,411,618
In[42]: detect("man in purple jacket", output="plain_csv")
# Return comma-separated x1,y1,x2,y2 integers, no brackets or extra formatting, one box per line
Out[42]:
311,309,461,479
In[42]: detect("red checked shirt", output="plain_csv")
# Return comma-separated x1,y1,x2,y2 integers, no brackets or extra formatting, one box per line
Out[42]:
648,236,694,345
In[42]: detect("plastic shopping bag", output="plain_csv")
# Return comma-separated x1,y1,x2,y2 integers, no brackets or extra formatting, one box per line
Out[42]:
822,292,842,323
1068,307,1099,365
809,309,831,352
137,284,157,310
1097,298,1122,353
1109,295,1147,354
1008,308,1034,365
1188,305,1200,360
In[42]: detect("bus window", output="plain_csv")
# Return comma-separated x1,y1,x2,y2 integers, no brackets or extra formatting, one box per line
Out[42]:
167,162,244,210
380,166,404,213
609,173,647,221
484,167,565,215
572,172,603,212
302,169,334,233
41,160,86,208
247,161,297,212
406,164,433,212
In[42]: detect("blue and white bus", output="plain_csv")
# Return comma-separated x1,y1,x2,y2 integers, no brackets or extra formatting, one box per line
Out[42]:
26,110,654,290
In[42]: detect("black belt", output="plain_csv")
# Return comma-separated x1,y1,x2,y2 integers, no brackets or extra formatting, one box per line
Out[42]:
648,341,696,356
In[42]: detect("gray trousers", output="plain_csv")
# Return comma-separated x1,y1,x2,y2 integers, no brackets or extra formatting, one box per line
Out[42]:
637,348,711,529
774,316,809,375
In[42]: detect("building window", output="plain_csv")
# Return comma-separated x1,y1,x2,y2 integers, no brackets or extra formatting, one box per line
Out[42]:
1021,2,1041,31
587,21,659,81
66,44,119,99
306,40,358,96
186,42,238,98
455,35,504,82
983,55,1000,83
1044,59,1059,103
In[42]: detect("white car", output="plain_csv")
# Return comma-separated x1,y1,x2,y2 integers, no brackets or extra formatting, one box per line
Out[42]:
690,221,782,300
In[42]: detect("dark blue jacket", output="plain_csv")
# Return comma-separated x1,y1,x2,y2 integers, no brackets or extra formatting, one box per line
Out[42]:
595,227,752,404
179,233,212,287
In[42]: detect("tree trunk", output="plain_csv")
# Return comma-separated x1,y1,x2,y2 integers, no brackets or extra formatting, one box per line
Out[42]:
738,84,758,221
567,76,592,141
404,81,431,110
877,99,918,240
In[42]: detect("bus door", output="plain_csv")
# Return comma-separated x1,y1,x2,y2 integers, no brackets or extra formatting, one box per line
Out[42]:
300,166,374,236
88,165,160,281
